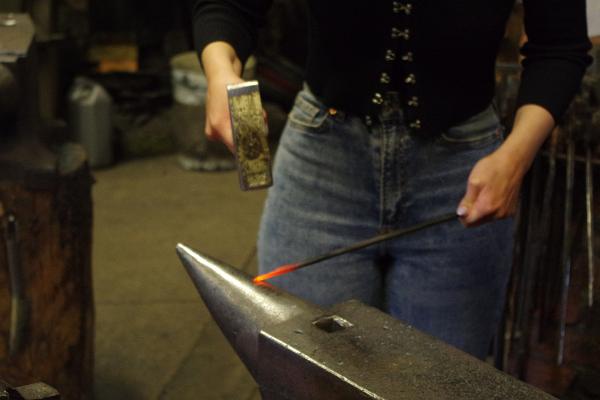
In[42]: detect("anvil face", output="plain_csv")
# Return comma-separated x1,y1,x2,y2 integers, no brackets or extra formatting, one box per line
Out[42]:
257,301,556,400
176,244,555,400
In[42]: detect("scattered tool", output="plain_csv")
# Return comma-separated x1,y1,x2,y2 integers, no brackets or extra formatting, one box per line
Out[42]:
253,212,457,283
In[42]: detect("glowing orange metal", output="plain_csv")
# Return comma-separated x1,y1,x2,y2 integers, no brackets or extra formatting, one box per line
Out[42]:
251,213,457,284
253,263,300,283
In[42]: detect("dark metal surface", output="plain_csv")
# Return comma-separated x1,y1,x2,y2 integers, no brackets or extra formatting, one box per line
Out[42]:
0,381,59,400
260,300,555,400
8,383,60,400
176,244,556,399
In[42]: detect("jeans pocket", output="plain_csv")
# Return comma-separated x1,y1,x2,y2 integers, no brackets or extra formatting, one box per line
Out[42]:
438,106,503,149
287,90,331,134
440,126,503,148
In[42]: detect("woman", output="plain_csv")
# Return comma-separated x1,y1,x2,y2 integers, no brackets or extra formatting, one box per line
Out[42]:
192,0,591,359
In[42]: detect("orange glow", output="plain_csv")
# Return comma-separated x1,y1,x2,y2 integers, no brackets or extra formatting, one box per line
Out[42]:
253,263,300,283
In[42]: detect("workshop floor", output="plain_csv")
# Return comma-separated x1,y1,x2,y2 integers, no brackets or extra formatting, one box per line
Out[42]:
92,155,265,400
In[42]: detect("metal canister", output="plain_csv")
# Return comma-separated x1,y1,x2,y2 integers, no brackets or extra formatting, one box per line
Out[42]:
68,77,113,168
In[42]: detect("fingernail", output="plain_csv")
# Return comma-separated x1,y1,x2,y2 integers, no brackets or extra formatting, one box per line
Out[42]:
456,206,468,217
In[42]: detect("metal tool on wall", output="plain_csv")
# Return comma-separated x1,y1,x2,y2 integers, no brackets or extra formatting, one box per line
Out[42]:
584,83,600,312
532,129,563,356
556,85,596,365
1,208,28,357
557,127,576,366
501,74,600,379
584,140,594,309
512,154,545,377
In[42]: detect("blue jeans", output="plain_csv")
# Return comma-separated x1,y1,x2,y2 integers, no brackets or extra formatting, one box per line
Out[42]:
257,88,514,359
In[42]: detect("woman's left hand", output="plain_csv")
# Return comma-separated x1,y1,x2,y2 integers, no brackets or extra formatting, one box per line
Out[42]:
456,149,525,227
456,104,556,227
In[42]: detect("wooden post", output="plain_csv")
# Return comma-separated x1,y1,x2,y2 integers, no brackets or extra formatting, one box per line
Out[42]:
0,139,94,400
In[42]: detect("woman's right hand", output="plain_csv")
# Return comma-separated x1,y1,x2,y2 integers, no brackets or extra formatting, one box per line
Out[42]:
201,41,244,153
204,71,244,152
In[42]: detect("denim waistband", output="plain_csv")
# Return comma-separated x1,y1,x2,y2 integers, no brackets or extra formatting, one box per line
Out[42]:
375,92,500,137
301,83,498,134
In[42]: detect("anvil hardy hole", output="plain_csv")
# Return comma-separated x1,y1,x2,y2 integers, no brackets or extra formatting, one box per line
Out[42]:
312,315,354,333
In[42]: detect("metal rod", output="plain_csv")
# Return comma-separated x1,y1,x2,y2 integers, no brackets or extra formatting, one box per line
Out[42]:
515,157,543,378
586,146,595,308
254,213,458,282
557,139,576,365
538,131,559,342
541,150,600,166
3,212,27,357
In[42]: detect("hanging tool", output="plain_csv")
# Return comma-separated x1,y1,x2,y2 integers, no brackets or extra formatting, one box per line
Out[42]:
537,129,560,342
502,174,531,374
584,106,599,309
254,212,457,283
585,136,595,308
577,79,596,309
557,128,576,366
2,209,28,357
513,156,544,378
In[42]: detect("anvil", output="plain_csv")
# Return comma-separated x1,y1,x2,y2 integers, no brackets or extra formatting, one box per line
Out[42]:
176,244,555,400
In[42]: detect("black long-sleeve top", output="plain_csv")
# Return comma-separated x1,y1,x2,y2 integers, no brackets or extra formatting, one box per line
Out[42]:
192,0,592,135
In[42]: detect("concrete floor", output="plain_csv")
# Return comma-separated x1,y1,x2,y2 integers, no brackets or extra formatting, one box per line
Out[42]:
92,155,265,399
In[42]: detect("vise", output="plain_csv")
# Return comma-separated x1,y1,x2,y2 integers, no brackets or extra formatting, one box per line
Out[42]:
176,244,555,399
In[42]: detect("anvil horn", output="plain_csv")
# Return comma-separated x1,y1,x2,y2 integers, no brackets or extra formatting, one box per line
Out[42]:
175,243,319,380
